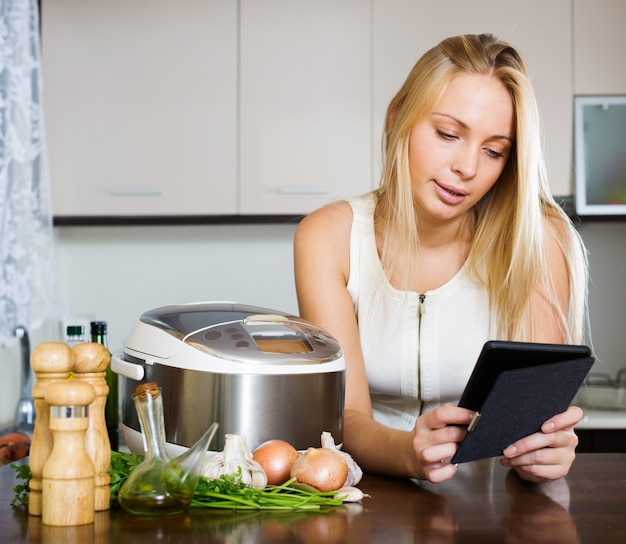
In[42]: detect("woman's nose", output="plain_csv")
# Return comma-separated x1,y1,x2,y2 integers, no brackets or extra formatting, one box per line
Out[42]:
451,145,478,179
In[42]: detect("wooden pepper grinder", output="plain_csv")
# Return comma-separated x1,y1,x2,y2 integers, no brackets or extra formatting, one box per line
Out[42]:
42,379,96,526
28,342,72,517
71,342,111,511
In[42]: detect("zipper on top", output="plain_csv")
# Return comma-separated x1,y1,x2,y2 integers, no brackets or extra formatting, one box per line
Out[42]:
417,293,426,411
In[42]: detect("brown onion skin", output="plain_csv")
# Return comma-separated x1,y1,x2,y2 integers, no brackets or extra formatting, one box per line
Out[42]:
0,432,30,464
290,447,348,492
252,439,299,485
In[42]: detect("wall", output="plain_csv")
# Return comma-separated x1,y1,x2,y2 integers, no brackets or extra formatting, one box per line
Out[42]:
577,221,626,374
54,223,301,354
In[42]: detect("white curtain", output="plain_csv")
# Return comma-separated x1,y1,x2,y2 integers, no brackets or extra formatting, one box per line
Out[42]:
0,0,63,346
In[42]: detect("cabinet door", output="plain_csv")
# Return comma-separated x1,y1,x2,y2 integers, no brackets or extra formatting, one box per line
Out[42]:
573,0,626,95
373,0,573,196
43,0,237,217
239,0,372,215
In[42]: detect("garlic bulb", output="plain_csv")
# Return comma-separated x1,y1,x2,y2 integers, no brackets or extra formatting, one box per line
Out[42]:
202,434,268,489
320,431,363,487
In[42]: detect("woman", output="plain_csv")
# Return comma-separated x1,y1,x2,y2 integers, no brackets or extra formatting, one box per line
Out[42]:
294,34,589,484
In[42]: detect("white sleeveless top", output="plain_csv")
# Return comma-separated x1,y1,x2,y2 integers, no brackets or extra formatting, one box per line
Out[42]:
346,193,494,431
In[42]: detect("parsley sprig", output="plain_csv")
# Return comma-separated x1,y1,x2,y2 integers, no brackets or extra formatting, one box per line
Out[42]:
10,463,31,507
191,473,343,510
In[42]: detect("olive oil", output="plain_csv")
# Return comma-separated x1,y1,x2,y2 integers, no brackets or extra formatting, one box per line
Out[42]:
118,466,191,516
117,383,217,517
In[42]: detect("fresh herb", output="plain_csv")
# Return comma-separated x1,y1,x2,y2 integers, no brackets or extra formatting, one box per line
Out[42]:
10,463,31,507
109,450,144,508
190,473,343,511
12,451,344,512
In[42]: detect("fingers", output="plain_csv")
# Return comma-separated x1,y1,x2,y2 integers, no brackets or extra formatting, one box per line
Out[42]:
411,405,474,482
422,459,459,483
500,449,575,483
415,404,476,431
541,405,584,433
498,406,583,483
500,426,579,482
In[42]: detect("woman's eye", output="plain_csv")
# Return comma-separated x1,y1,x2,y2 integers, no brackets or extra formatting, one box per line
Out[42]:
436,129,456,140
486,148,505,159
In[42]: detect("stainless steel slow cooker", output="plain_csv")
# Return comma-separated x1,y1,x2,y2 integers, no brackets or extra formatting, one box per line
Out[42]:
112,302,345,455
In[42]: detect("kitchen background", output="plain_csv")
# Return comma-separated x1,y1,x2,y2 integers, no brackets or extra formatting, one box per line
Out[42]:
1,0,625,426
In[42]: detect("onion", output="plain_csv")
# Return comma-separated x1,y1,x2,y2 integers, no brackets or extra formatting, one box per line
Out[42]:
252,439,299,485
290,447,348,492
0,432,30,464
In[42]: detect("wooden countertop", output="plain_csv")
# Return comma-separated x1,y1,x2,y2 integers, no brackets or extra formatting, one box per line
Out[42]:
2,453,625,543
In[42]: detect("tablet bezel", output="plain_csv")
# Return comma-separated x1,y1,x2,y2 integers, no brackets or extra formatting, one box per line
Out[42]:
458,340,592,412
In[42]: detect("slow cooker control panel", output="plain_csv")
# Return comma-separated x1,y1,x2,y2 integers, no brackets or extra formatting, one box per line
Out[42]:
185,320,341,365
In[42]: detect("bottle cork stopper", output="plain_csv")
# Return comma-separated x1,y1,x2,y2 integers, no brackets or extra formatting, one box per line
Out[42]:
45,380,96,407
31,342,72,373
71,343,110,373
133,382,160,401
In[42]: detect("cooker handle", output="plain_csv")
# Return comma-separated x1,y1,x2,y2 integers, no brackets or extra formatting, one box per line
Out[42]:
111,353,145,381
244,314,290,324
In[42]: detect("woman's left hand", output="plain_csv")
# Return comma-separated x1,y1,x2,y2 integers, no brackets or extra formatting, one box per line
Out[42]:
499,405,584,482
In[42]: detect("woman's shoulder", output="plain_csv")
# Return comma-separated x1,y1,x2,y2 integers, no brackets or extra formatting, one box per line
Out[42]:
294,200,353,251
296,192,377,250
298,200,352,232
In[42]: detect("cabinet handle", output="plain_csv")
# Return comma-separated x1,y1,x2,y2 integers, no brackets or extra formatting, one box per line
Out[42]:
276,187,329,195
110,188,164,196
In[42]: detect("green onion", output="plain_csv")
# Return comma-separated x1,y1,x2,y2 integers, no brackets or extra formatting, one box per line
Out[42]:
189,474,344,511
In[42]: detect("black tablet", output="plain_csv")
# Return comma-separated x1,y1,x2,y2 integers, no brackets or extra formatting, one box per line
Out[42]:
452,341,594,464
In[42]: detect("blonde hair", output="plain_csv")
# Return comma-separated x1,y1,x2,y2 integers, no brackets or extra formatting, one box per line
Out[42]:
375,34,588,343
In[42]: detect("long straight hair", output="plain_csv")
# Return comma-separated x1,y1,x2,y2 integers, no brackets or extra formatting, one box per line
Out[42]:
375,34,588,343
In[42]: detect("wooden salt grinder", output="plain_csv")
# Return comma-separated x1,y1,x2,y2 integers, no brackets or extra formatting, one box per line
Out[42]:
71,342,112,511
28,342,72,517
42,379,96,526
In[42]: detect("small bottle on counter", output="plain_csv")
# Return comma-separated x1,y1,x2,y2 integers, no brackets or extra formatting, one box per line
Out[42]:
65,325,86,347
90,321,119,451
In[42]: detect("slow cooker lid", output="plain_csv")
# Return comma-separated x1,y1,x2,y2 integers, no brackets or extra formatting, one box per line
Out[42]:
138,302,342,365
140,302,286,335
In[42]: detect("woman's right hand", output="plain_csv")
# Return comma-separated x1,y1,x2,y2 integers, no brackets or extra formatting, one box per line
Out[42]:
411,404,475,482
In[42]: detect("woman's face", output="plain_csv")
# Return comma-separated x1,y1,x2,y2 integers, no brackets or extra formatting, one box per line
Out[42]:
408,73,515,224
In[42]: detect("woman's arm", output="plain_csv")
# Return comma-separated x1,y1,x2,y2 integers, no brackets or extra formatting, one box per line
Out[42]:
294,202,472,482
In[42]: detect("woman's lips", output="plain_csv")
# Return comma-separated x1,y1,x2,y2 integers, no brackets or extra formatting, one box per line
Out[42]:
433,180,468,205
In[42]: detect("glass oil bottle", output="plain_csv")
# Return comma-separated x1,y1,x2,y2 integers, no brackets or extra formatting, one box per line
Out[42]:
117,382,217,516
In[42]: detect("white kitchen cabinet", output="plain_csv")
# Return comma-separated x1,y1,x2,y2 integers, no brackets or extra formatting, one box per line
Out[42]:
573,0,626,95
239,0,372,215
43,0,238,217
372,0,574,196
